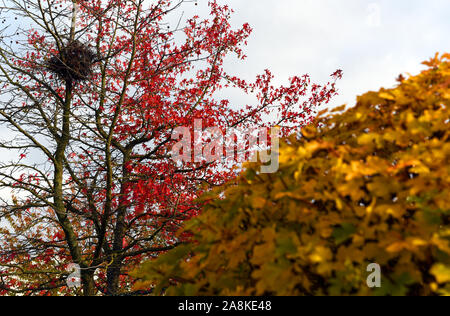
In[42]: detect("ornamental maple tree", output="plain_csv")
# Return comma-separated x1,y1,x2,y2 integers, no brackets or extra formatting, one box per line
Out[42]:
0,0,340,295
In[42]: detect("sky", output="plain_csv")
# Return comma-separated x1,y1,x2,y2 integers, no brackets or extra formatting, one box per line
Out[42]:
188,0,450,108
2,0,449,108
1,0,449,200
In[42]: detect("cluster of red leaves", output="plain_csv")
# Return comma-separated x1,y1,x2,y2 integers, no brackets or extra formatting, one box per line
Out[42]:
0,0,340,295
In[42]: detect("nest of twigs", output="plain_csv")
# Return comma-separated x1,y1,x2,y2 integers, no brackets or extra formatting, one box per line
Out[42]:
46,40,97,83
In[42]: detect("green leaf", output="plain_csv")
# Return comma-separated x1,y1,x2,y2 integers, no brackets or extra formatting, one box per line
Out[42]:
332,223,356,245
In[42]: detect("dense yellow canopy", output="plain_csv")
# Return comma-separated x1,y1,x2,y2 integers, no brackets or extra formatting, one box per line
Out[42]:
134,53,450,296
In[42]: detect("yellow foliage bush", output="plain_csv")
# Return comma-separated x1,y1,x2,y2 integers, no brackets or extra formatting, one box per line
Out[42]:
134,53,450,296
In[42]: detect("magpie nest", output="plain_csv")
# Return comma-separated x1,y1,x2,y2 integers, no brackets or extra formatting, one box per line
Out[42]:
46,41,97,83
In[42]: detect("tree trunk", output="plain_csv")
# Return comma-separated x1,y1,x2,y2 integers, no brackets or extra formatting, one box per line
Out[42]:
53,80,85,295
81,270,96,296
106,260,122,295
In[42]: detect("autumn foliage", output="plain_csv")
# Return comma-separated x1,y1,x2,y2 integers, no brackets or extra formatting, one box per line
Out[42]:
0,0,340,295
134,54,450,296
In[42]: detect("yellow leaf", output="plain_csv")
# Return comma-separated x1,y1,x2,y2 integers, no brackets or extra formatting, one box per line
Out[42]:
331,104,346,113
251,196,267,209
309,246,332,263
386,242,408,253
379,92,396,100
431,264,450,284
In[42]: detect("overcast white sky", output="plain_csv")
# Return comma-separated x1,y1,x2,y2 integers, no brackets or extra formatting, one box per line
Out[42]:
190,0,450,108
